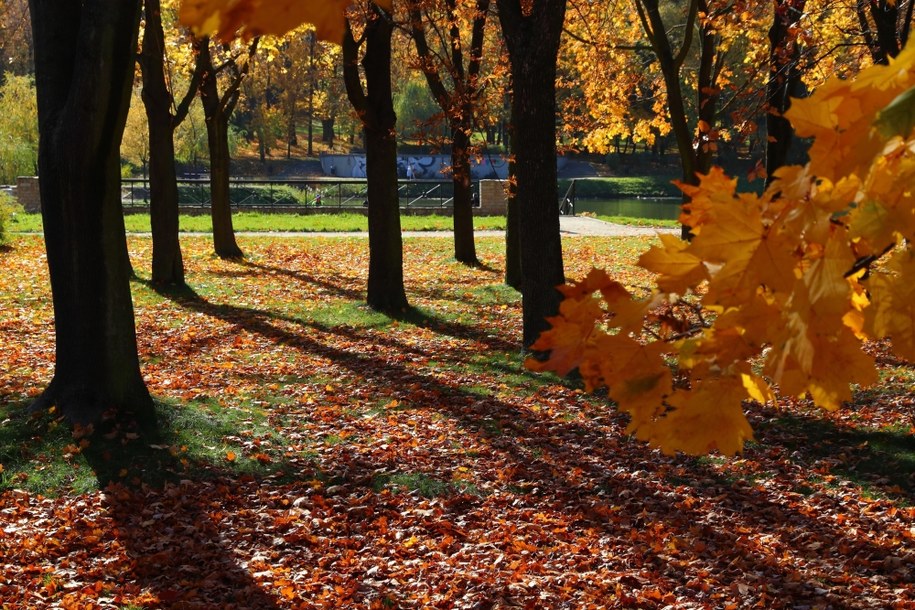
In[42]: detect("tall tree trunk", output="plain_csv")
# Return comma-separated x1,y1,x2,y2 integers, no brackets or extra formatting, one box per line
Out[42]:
198,37,243,259
407,0,488,267
765,0,806,182
322,118,335,145
503,84,522,290
504,156,522,290
343,10,408,313
857,0,908,65
637,0,699,240
452,121,478,265
206,111,242,258
29,0,155,428
140,0,184,285
498,0,566,349
694,0,721,177
307,31,316,157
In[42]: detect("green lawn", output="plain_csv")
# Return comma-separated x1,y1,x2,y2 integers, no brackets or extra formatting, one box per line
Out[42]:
8,212,507,233
9,211,676,233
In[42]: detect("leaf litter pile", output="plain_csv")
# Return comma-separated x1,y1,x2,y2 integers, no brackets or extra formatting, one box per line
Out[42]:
1,234,913,609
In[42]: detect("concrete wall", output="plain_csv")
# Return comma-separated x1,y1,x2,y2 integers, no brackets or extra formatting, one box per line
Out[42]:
478,179,507,216
16,176,40,213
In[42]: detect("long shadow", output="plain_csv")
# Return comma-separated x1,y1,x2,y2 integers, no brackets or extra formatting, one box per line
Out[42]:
754,409,914,502
234,259,364,301
147,282,911,582
233,257,518,352
78,415,282,608
129,280,915,601
0,393,283,607
147,277,519,358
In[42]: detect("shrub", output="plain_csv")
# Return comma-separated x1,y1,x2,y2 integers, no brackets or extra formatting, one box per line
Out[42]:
0,75,39,184
0,190,24,245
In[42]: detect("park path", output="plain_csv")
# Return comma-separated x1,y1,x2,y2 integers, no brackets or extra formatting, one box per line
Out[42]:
232,216,676,238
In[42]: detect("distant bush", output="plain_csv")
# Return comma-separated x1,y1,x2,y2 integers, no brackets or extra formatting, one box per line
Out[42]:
0,190,23,245
0,75,38,184
559,176,681,199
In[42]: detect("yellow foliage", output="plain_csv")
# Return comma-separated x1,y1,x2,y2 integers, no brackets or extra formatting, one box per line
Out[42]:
528,43,915,456
179,0,393,43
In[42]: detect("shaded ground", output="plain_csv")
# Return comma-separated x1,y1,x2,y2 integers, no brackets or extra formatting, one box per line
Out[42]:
1,235,912,609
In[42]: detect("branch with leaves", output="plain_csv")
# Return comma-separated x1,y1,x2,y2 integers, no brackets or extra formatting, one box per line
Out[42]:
530,45,915,456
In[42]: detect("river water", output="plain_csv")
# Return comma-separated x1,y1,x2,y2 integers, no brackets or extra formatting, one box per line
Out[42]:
573,197,682,221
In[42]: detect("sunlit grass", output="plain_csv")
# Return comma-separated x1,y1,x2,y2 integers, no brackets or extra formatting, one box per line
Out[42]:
8,212,508,233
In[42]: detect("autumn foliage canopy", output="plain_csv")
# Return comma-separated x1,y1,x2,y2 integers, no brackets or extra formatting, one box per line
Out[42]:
529,45,915,457
179,0,392,42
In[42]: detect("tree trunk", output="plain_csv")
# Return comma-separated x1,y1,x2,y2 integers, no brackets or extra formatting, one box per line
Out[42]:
343,10,408,313
451,121,478,265
504,157,522,290
140,0,184,285
207,112,242,258
322,118,335,145
406,0,488,267
765,0,806,182
503,89,522,290
498,0,566,349
307,32,316,157
198,38,243,259
29,0,155,428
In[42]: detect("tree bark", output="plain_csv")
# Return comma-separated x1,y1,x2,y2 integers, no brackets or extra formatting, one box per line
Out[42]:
504,157,522,290
28,0,155,427
343,10,408,313
407,0,488,266
451,122,478,265
503,80,522,290
322,118,335,145
765,0,806,182
497,0,566,348
197,36,244,259
140,0,184,285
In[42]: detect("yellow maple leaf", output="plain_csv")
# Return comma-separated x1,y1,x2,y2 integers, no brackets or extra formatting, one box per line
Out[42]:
850,140,915,248
645,377,754,456
770,313,877,410
686,185,798,307
179,0,393,43
596,335,672,431
865,248,915,361
528,292,607,379
638,233,708,295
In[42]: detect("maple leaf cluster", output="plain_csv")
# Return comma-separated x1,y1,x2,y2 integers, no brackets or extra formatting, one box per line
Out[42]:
530,43,915,456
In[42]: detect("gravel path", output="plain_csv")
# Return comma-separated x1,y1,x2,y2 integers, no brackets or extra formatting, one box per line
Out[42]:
556,215,676,237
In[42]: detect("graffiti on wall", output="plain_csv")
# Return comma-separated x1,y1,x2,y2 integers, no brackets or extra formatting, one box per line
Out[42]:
319,153,554,180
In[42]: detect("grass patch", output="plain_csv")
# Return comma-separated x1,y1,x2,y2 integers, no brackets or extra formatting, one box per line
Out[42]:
0,395,290,496
0,400,100,495
304,301,392,330
560,176,681,198
758,414,914,504
10,212,506,234
595,215,680,228
372,471,481,498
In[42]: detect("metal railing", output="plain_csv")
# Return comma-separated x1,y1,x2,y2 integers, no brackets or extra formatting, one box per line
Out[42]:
120,177,471,212
559,180,576,216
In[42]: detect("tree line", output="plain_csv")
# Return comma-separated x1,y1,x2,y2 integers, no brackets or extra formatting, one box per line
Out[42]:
10,0,914,449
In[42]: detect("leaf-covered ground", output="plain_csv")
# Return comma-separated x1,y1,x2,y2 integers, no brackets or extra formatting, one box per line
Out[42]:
1,234,913,609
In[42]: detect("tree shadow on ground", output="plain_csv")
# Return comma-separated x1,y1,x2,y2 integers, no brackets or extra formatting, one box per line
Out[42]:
119,277,915,605
753,409,914,503
83,407,287,608
233,259,364,301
